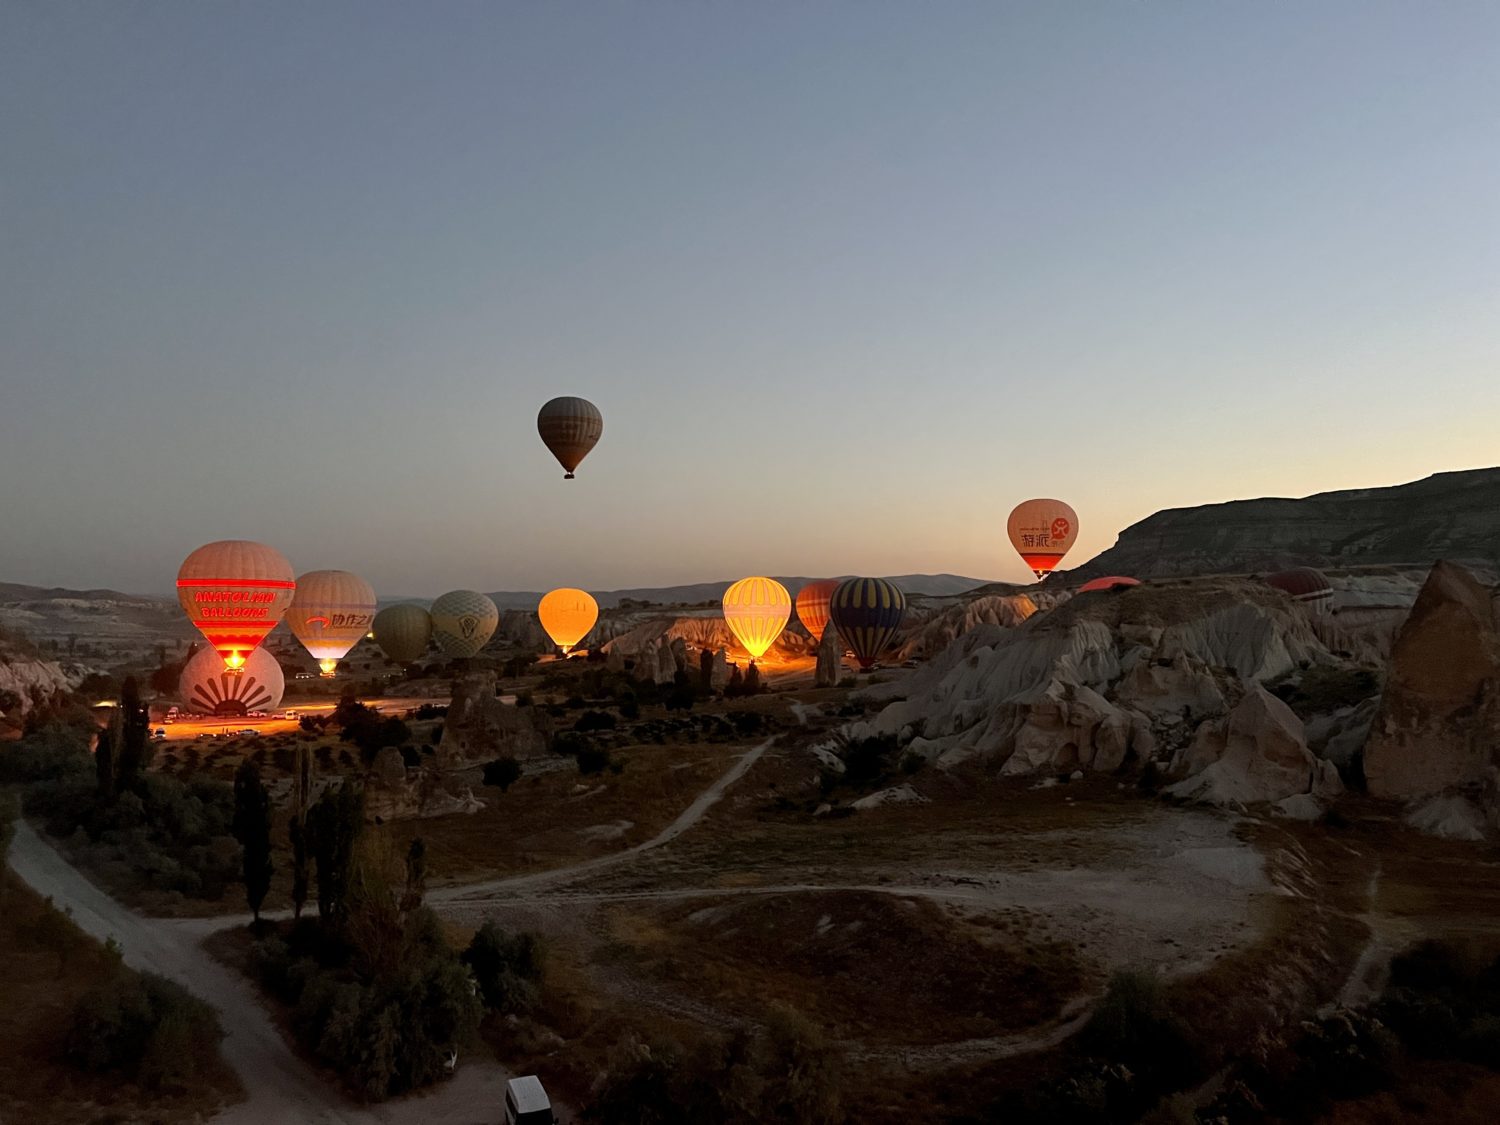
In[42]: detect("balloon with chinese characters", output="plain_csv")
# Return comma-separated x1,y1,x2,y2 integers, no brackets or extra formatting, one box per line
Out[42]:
287,570,378,676
1007,499,1079,580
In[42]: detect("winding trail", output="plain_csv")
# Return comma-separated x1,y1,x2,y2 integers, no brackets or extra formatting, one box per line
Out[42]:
431,735,776,902
7,820,543,1124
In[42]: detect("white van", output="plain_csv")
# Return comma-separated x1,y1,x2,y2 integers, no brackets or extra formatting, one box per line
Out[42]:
504,1075,555,1125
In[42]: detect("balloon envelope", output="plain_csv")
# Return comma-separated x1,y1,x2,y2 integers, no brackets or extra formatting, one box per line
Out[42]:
430,590,499,658
1007,499,1079,580
373,604,433,664
1079,575,1140,593
537,396,603,478
1265,567,1333,615
176,540,296,672
288,570,377,676
829,578,906,670
179,645,284,716
538,588,599,654
722,577,792,661
794,579,839,643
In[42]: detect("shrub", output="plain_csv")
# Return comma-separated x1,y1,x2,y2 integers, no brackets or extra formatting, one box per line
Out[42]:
66,969,223,1090
462,922,545,1014
577,744,612,776
482,757,522,792
1080,971,1205,1096
575,710,617,732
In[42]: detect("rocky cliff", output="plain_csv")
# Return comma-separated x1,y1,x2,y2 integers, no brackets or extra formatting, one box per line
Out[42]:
1074,468,1500,580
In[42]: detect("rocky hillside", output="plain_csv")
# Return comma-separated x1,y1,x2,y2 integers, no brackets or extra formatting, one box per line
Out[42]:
1073,467,1500,580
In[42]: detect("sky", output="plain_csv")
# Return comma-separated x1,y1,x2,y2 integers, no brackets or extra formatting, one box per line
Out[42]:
2,1,1497,596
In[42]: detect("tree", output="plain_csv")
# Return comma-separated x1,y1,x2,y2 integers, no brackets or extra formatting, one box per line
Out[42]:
232,763,274,923
402,838,426,913
726,666,744,698
289,815,309,921
699,647,714,694
744,663,761,695
305,781,364,925
113,677,152,790
95,713,117,802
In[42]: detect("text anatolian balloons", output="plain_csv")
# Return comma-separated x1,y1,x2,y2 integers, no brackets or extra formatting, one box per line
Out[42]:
430,590,499,659
829,578,906,671
538,588,599,654
794,579,839,643
372,604,433,664
1007,499,1079,580
176,540,296,672
537,396,603,479
722,577,792,662
287,570,378,676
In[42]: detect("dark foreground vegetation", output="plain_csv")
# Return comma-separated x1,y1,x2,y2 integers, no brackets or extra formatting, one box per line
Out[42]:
0,794,240,1122
4,685,243,907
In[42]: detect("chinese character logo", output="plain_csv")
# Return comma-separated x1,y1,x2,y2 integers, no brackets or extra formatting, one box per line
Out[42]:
1051,517,1071,541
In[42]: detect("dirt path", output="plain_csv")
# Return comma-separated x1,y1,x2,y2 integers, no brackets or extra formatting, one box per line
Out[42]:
431,736,776,903
7,819,539,1125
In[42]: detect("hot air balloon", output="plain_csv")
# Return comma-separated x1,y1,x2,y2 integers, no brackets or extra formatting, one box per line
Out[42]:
1007,499,1079,581
537,396,603,479
1079,575,1140,593
430,590,499,659
180,646,284,716
287,570,378,677
373,604,433,664
829,577,906,671
538,588,599,655
1265,567,1333,616
722,577,792,663
176,540,296,673
794,579,839,643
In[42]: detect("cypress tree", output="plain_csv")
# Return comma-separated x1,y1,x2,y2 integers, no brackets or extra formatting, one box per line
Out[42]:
113,676,152,790
233,762,274,923
94,712,117,801
306,781,364,926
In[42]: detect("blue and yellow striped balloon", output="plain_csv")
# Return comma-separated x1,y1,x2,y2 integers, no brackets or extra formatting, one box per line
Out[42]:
828,577,906,671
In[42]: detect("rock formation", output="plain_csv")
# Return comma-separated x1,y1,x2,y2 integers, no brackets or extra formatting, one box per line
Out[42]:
1363,561,1500,800
634,639,659,684
815,627,841,688
440,672,550,764
656,639,678,684
846,580,1360,806
1165,685,1343,807
710,648,729,691
1072,467,1500,580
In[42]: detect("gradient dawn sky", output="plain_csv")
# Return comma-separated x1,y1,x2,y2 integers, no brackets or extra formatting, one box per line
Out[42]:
3,2,1497,597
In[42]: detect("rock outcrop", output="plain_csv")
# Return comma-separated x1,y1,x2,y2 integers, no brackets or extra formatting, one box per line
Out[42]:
1073,467,1500,580
815,627,841,688
846,580,1361,807
1363,561,1500,800
1166,686,1343,807
440,672,550,764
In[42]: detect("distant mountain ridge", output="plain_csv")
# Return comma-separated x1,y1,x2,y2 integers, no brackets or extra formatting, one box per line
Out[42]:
483,574,996,611
1073,467,1500,580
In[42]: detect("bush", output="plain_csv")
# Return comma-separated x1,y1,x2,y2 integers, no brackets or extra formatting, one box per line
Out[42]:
462,922,545,1014
482,757,523,792
1079,971,1205,1096
66,969,223,1090
575,710,617,732
0,722,94,784
577,744,612,776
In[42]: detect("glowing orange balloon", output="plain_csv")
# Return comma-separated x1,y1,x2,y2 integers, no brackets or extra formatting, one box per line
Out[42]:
1007,499,1079,580
795,579,839,642
538,588,599,654
176,540,296,672
722,577,792,662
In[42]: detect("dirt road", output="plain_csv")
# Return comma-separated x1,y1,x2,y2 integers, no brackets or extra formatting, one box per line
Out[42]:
6,819,534,1125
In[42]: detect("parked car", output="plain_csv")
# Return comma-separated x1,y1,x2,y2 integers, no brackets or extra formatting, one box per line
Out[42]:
284,709,300,720
237,728,260,737
247,710,267,718
152,728,167,740
504,1076,555,1124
